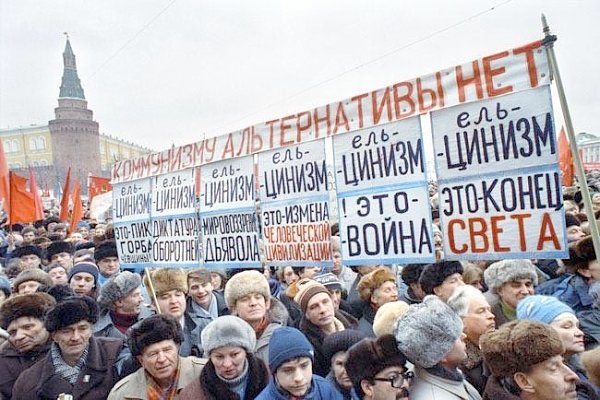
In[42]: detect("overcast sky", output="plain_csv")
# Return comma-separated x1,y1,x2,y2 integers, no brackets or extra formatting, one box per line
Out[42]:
1,0,598,152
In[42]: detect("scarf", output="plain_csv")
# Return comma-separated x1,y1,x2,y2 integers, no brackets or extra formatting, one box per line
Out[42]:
50,342,89,385
110,310,139,334
500,300,516,321
253,315,270,339
146,361,181,400
191,294,218,320
216,359,249,399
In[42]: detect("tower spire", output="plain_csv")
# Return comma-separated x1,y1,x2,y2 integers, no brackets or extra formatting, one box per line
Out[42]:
59,34,85,99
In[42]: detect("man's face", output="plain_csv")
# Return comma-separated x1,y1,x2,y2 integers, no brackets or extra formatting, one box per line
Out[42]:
329,288,342,310
283,267,299,285
22,231,35,243
77,227,90,239
566,225,585,243
52,320,93,362
517,355,578,400
462,292,495,344
115,288,143,315
210,272,223,290
69,272,96,296
97,256,120,277
54,228,67,240
156,289,187,319
210,346,247,380
433,273,464,301
20,254,41,269
275,357,313,397
371,281,398,308
48,267,68,285
332,250,342,275
305,292,334,329
331,351,352,390
137,339,180,385
363,365,410,400
233,293,269,324
496,278,534,309
7,316,49,353
17,280,41,295
299,266,321,280
188,279,214,309
51,252,73,269
440,333,468,368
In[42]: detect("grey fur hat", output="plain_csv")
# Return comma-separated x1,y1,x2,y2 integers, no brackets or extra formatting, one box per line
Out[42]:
201,315,256,357
394,295,463,368
224,270,270,308
484,259,538,292
98,271,141,309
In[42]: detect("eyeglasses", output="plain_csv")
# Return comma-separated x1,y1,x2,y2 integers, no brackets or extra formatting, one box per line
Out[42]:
372,371,414,388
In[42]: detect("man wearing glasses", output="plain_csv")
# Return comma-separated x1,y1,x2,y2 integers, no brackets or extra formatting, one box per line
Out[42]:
345,334,411,400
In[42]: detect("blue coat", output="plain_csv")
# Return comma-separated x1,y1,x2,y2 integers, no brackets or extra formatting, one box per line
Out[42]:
255,375,344,400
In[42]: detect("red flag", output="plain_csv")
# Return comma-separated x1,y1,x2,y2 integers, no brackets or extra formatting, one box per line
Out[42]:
9,172,36,224
59,168,71,222
88,175,112,202
0,140,9,210
558,126,574,186
69,181,83,234
29,167,44,220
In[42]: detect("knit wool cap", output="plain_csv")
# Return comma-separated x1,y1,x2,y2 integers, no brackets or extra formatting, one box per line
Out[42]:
480,319,564,378
483,259,538,292
224,270,270,308
94,240,118,262
13,268,53,293
373,300,410,337
98,271,141,309
346,334,407,395
357,267,396,302
268,326,314,372
128,314,183,356
68,262,99,284
394,295,463,368
0,292,56,329
322,329,366,362
12,245,43,259
516,295,575,324
313,273,343,291
293,278,331,314
143,268,188,296
201,315,256,357
46,240,74,261
45,295,99,332
419,261,464,295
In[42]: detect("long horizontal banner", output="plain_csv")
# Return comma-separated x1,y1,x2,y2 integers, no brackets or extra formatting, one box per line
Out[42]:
112,40,549,184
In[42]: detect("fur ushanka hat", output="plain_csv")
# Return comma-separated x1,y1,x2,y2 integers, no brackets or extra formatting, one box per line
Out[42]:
45,295,99,333
419,261,463,295
0,292,56,329
98,271,141,309
224,270,270,308
357,267,396,302
94,240,118,263
144,268,188,296
12,245,43,259
46,240,73,261
480,319,564,378
13,268,53,293
483,259,538,293
128,314,183,356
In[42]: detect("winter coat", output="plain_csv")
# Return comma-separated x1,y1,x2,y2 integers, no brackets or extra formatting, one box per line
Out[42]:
181,292,230,357
409,366,482,400
577,308,600,349
255,297,289,363
0,340,51,399
107,356,206,400
460,340,489,395
255,374,344,400
566,354,600,400
536,273,594,312
482,376,520,400
326,371,361,400
12,336,126,400
357,303,376,337
179,353,269,400
279,291,302,328
93,306,154,340
300,309,358,377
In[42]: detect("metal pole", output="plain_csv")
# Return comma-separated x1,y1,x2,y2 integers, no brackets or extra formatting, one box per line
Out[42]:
541,14,600,257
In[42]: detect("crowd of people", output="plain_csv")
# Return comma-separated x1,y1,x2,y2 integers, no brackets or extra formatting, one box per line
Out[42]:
0,189,599,399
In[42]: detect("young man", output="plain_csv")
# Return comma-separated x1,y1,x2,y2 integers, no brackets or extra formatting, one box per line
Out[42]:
256,326,343,399
345,334,411,400
186,268,229,323
94,240,121,285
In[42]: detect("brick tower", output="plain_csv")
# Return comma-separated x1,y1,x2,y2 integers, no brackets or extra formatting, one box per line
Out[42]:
49,38,102,194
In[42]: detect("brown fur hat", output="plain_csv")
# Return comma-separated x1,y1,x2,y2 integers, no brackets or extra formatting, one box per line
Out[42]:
357,267,396,302
144,268,188,296
575,236,596,263
480,320,564,378
13,268,53,293
0,292,56,329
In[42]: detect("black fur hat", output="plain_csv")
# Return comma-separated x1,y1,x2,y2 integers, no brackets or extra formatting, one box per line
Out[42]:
128,314,183,356
45,295,99,332
12,245,43,259
0,292,56,329
46,240,74,261
94,240,118,263
419,261,463,295
575,235,596,263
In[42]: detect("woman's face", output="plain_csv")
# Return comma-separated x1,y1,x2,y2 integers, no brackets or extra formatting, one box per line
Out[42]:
550,313,585,357
283,267,299,285
210,346,247,380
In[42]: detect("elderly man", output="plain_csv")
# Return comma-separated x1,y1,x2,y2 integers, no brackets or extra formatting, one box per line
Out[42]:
12,296,129,400
480,320,580,400
419,260,465,302
108,314,206,399
345,335,412,400
483,259,538,326
394,295,481,400
0,293,56,399
12,268,53,295
11,245,43,269
448,285,496,394
95,271,152,339
46,240,75,271
356,267,398,337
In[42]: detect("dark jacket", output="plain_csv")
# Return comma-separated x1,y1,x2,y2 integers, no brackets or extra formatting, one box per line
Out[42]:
577,308,600,349
279,290,302,328
0,340,51,399
255,374,344,400
536,273,594,312
93,306,154,340
461,340,489,395
179,353,269,400
12,336,126,400
326,371,360,400
482,377,520,400
357,303,376,337
300,310,358,377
